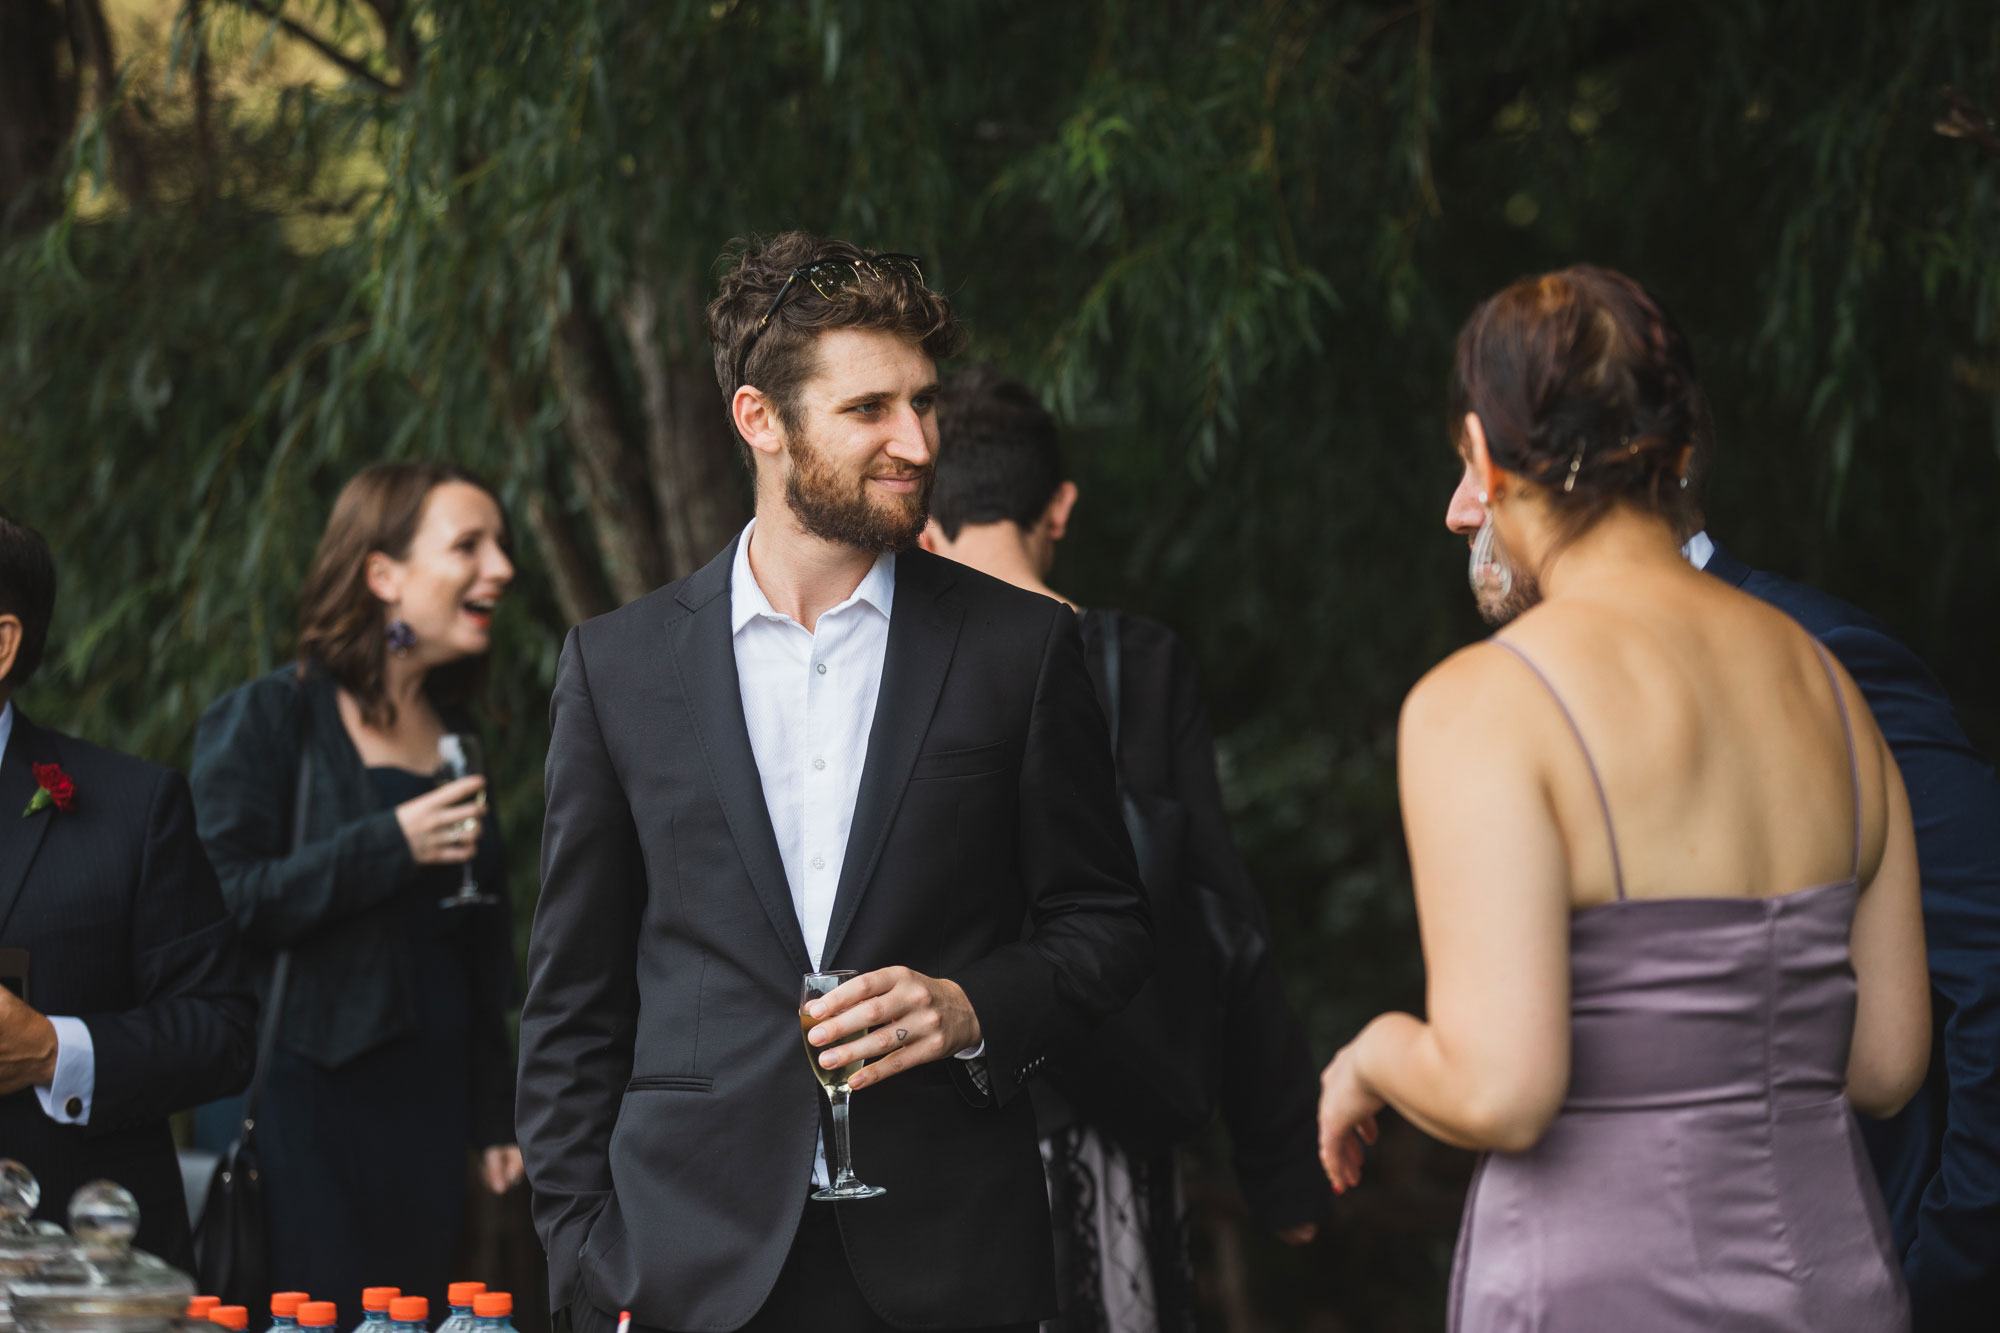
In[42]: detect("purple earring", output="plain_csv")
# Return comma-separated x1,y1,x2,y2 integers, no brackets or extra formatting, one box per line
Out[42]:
385,619,416,655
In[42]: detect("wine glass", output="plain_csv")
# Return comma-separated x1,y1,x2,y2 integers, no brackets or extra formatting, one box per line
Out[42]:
436,733,496,909
800,971,886,1201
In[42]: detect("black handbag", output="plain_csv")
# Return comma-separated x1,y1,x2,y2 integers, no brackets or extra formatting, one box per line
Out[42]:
196,741,311,1304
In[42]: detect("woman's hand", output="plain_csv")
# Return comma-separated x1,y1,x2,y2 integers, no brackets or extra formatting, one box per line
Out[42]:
482,1144,525,1195
396,775,487,864
1318,1040,1384,1194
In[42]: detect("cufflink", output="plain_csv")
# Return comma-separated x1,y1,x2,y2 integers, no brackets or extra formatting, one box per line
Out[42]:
63,1097,81,1119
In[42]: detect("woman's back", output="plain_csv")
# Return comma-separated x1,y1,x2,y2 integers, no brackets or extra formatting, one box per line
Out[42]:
1490,564,1885,913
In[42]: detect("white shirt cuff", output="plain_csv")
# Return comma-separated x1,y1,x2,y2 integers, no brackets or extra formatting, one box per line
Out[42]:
953,1041,986,1060
35,1017,95,1126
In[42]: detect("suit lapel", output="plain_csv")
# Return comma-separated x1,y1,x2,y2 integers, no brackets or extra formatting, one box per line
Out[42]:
665,539,815,975
0,713,61,938
822,550,963,969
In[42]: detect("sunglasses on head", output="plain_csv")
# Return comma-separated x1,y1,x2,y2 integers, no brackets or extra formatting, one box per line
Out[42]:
733,252,927,391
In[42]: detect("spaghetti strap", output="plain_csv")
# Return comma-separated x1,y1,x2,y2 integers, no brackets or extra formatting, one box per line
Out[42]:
1493,638,1628,901
1809,641,1864,880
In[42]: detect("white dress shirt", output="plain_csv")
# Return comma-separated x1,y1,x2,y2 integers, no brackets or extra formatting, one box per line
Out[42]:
0,701,95,1126
1683,529,1715,571
729,521,896,972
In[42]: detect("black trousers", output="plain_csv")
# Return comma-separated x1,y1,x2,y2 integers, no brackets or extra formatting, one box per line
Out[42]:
571,1199,1037,1333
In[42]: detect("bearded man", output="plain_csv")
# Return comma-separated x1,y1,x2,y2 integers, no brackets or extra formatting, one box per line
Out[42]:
516,233,1152,1333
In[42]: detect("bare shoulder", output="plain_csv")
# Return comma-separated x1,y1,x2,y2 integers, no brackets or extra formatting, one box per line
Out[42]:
1400,640,1537,738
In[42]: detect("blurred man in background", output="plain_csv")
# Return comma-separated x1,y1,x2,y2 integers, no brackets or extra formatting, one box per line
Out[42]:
925,365,1328,1333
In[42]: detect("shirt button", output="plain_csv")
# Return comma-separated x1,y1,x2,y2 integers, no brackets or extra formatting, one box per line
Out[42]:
811,855,826,870
812,757,827,771
815,662,827,675
64,1096,82,1119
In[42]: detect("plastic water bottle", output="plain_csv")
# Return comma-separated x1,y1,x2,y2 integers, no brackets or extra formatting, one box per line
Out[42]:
188,1297,222,1321
209,1307,249,1330
436,1283,485,1333
388,1296,429,1332
352,1287,400,1333
297,1303,338,1333
269,1292,311,1332
470,1292,518,1333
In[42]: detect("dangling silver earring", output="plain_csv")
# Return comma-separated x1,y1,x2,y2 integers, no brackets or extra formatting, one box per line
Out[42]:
1469,503,1513,599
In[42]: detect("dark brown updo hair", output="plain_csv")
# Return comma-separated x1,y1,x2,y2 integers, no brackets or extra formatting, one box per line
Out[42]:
1450,265,1706,540
295,462,507,727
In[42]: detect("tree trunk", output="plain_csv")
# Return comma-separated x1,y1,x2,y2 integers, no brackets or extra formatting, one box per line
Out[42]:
0,0,77,234
552,294,671,605
68,0,154,208
617,276,747,579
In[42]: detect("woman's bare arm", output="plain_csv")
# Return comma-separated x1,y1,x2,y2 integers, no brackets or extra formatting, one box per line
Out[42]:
1321,648,1574,1186
1847,723,1929,1117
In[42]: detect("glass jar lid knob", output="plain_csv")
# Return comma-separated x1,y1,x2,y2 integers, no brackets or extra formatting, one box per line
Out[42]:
67,1181,138,1261
0,1160,40,1228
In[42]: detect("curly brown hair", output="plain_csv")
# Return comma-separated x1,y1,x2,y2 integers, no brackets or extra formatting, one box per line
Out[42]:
295,462,506,727
706,231,965,465
1450,265,1709,542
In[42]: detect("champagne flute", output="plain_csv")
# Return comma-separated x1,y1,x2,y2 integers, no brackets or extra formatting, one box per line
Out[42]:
436,733,496,909
800,971,886,1201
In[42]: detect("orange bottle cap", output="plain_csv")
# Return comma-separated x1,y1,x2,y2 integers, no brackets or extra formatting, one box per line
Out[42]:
297,1302,339,1328
209,1307,249,1330
446,1282,487,1307
472,1293,512,1318
362,1288,401,1311
388,1297,428,1322
188,1297,222,1317
272,1293,310,1318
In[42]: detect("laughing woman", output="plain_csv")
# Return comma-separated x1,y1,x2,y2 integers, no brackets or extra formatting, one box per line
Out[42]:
191,463,523,1312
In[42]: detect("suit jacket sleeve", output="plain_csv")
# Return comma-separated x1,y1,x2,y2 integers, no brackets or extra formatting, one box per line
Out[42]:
516,628,647,1310
80,767,257,1134
190,677,413,948
949,603,1153,1106
1163,638,1331,1231
1823,620,2000,1320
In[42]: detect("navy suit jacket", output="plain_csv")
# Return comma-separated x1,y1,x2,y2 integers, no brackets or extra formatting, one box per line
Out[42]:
0,710,256,1267
1706,541,2000,1328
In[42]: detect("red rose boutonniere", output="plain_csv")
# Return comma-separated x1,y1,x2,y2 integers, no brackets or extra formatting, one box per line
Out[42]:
23,763,75,818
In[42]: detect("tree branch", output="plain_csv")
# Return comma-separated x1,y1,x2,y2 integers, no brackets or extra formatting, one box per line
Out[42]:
235,0,400,94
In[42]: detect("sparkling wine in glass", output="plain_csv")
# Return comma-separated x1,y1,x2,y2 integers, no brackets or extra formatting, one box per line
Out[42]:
801,971,886,1201
436,733,496,909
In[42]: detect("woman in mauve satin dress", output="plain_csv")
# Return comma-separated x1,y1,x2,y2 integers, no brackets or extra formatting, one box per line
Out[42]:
1316,266,1930,1332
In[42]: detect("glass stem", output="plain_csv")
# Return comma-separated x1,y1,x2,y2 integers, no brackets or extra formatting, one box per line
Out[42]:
827,1087,857,1189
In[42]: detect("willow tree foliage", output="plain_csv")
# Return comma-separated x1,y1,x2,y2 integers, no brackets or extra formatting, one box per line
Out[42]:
3,2,1996,1326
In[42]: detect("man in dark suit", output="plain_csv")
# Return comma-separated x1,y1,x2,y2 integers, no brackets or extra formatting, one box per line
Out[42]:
516,234,1152,1333
1688,529,2000,1331
0,508,256,1265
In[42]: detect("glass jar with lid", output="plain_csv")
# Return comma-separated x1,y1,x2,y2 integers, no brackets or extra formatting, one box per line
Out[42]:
0,1161,72,1332
6,1178,194,1332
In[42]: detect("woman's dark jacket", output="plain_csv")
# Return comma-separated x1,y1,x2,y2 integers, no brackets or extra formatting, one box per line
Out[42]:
188,665,516,1147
